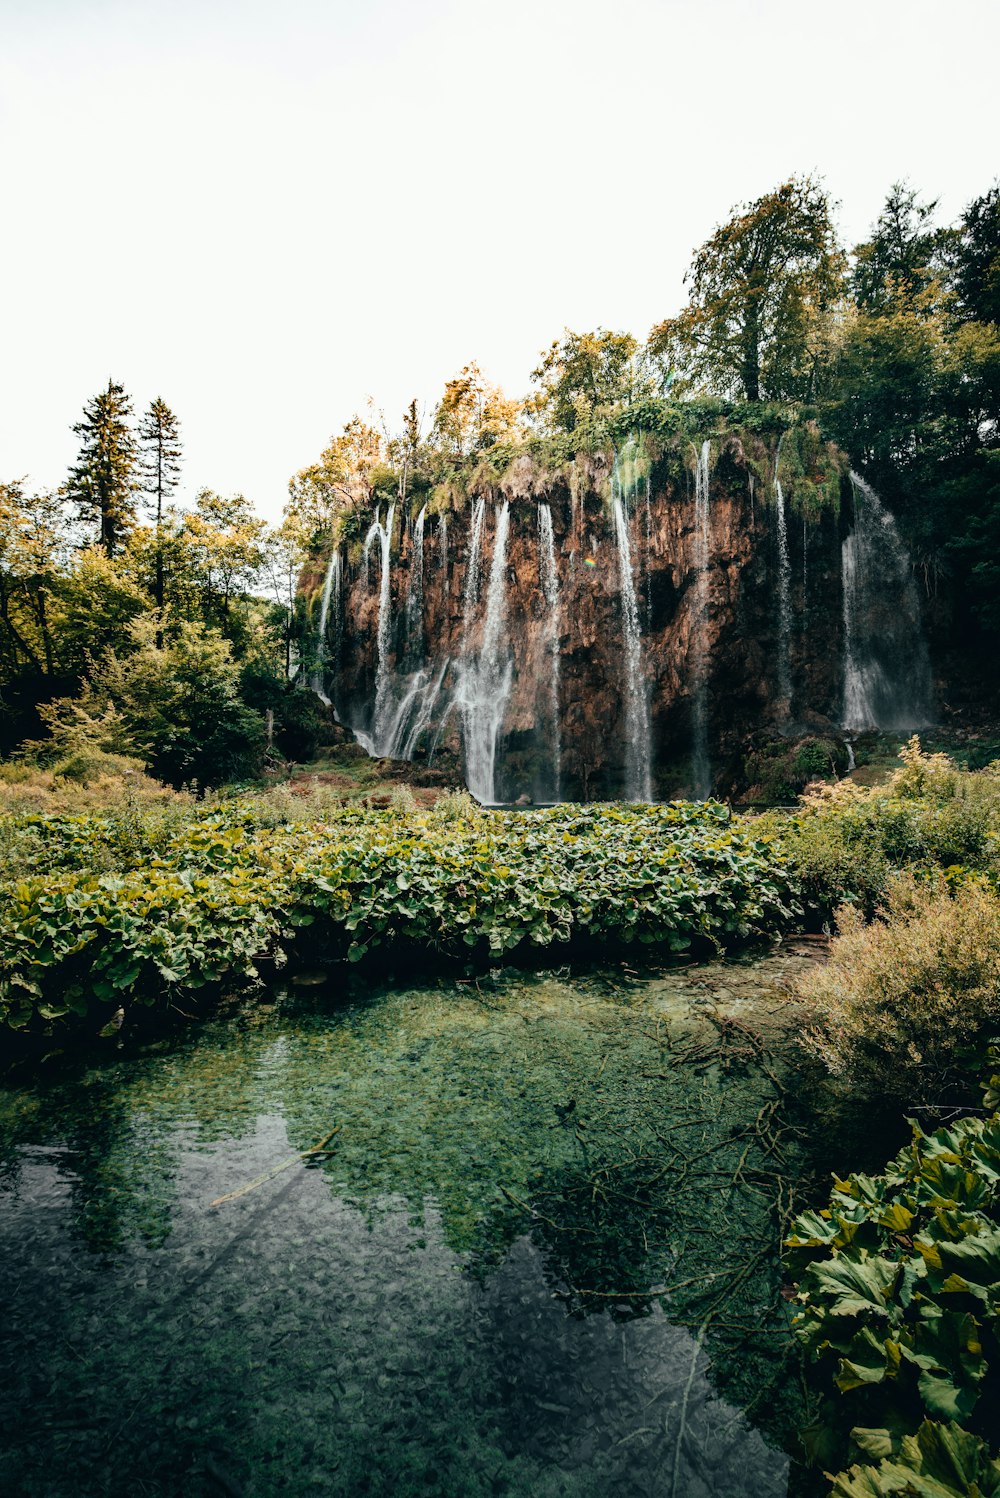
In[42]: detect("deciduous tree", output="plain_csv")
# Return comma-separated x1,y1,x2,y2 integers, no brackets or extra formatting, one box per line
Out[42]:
528,329,663,432
650,177,845,402
431,363,522,455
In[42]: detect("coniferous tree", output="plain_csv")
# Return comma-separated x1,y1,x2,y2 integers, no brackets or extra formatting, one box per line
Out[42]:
851,182,951,314
138,397,182,614
953,184,1000,325
66,379,138,557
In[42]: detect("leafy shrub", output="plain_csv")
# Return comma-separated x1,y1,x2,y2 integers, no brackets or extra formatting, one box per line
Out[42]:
743,735,847,805
0,760,179,817
239,664,324,763
0,799,799,1036
763,739,1000,916
798,875,1000,1104
785,1104,1000,1495
429,788,482,824
42,622,268,791
388,784,418,815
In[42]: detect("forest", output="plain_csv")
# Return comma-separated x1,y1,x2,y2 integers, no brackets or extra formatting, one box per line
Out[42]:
3,174,1000,1498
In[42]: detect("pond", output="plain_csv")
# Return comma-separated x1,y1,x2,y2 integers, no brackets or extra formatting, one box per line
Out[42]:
0,944,843,1497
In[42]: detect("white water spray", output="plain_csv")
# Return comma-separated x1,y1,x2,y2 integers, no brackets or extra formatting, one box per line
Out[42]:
611,443,653,801
461,496,487,647
538,502,561,800
842,473,932,730
774,439,793,717
311,547,340,706
690,440,712,797
404,505,426,664
456,502,513,803
367,504,396,750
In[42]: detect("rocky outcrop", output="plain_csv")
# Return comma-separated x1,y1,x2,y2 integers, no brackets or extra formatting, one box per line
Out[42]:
315,434,918,801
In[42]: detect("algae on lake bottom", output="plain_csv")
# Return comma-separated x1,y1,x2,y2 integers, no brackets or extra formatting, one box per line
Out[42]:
0,947,839,1497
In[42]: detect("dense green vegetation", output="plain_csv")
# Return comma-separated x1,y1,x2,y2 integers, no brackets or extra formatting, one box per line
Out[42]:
786,1090,1000,1496
0,796,796,1037
759,740,1000,919
775,747,1000,1494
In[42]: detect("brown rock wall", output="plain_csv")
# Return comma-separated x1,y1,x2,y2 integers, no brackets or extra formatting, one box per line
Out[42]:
326,460,846,800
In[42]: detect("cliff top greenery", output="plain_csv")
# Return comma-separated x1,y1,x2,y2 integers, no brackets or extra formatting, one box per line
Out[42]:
290,176,998,567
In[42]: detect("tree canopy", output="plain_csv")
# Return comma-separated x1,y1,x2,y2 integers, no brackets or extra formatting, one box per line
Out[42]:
649,176,845,402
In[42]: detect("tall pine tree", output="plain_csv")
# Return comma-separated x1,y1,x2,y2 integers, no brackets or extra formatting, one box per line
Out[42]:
66,379,138,556
138,397,182,613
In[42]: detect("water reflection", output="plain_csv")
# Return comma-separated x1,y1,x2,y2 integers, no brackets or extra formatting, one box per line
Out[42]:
0,952,828,1496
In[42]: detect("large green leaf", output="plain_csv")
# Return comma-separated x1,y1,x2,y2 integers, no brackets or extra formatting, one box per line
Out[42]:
804,1253,899,1317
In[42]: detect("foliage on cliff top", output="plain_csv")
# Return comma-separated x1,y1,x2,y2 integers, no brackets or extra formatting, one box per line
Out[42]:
0,798,798,1037
785,1092,1000,1495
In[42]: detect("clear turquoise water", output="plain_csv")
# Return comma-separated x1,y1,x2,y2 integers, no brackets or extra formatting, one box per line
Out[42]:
0,950,834,1497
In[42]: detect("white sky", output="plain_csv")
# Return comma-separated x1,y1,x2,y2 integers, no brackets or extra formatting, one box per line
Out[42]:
2,0,998,522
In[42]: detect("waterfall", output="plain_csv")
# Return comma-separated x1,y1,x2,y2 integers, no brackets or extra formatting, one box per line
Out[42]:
362,509,382,593
364,504,396,751
439,513,448,576
842,473,932,730
398,659,449,760
310,547,340,706
611,444,653,801
461,496,487,646
404,505,426,665
690,440,712,798
774,440,793,717
455,501,514,803
538,502,561,801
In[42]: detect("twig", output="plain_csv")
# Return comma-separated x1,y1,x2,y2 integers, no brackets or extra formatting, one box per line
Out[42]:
209,1129,340,1207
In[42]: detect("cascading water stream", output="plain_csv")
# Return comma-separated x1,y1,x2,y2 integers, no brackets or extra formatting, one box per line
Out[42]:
353,504,397,755
310,547,340,707
462,496,487,647
538,502,561,801
610,443,653,801
690,440,712,797
842,473,932,730
456,502,513,803
773,437,793,717
404,505,426,665
439,513,448,577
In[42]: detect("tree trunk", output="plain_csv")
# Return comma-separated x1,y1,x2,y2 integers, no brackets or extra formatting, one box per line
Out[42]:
742,298,762,401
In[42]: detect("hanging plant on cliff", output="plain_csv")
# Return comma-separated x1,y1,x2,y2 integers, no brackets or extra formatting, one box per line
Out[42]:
649,175,846,403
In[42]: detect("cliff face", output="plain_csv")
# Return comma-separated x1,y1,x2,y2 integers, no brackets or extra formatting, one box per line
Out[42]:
318,433,881,801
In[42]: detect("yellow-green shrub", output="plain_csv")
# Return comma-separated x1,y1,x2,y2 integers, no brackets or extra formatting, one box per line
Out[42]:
799,874,1000,1102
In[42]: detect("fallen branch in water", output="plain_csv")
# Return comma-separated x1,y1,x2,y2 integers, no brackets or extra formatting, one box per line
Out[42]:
209,1128,340,1207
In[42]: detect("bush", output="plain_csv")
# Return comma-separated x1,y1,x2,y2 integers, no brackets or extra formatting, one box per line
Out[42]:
239,665,324,763
763,739,1000,917
798,874,1000,1104
743,735,847,805
429,788,482,824
388,784,418,815
0,760,178,816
